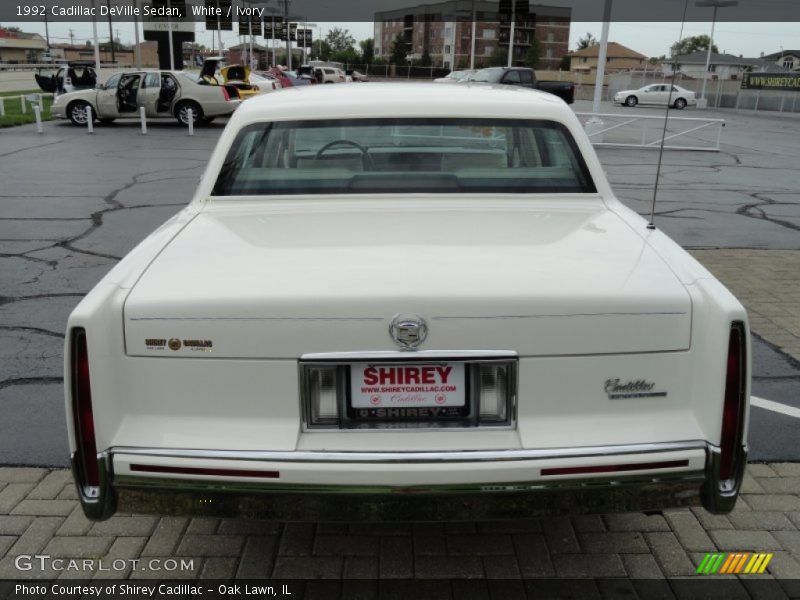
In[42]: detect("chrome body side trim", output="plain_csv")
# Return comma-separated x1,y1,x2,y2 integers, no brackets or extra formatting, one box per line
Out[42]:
109,440,709,464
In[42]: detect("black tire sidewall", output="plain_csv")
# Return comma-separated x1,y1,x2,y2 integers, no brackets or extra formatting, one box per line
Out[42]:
626,96,637,107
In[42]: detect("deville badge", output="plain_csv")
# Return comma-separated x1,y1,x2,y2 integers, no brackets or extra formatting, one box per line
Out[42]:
605,378,667,399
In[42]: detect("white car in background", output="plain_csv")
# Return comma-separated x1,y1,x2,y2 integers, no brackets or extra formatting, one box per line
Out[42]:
614,84,697,109
434,69,476,83
314,66,346,83
65,84,749,521
51,69,242,126
249,72,281,92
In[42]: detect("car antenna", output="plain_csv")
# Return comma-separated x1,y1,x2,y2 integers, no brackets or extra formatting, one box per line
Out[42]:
648,0,690,231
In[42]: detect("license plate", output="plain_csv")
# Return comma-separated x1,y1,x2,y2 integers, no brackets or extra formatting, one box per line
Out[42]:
348,363,467,421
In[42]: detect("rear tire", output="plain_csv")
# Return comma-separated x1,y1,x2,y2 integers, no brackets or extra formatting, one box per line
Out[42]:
67,100,92,126
175,101,203,126
674,98,687,109
625,95,638,107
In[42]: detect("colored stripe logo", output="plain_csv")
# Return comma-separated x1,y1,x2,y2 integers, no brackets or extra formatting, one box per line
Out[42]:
696,552,773,574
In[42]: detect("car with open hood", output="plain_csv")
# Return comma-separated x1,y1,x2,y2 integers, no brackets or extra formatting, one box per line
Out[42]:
51,69,242,126
65,83,750,521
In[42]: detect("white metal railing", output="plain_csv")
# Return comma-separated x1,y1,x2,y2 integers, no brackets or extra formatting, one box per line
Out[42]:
0,92,54,118
575,112,725,152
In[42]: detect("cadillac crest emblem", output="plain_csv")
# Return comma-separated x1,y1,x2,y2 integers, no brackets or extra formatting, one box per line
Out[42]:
389,314,428,350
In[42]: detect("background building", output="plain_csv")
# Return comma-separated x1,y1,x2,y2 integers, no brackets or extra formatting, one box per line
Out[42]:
374,1,570,70
227,42,270,69
0,28,47,63
50,42,159,67
567,41,646,74
760,50,800,72
663,51,784,80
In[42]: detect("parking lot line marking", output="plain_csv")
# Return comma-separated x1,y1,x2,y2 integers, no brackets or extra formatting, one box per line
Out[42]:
751,396,800,419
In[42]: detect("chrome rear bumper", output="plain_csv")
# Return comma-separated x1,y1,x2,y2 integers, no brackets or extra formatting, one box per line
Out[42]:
74,441,747,521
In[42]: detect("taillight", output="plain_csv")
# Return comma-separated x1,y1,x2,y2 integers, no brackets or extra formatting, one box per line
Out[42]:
221,85,230,101
71,328,99,488
719,322,746,482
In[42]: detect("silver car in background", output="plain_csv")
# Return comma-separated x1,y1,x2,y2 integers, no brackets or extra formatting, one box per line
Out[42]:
434,69,477,83
51,69,242,126
614,84,697,109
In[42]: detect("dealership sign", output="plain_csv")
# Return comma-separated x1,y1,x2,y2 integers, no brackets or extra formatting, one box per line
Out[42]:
741,72,800,91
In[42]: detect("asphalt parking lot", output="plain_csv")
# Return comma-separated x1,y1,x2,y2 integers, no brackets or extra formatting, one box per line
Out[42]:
1,100,797,467
0,97,799,591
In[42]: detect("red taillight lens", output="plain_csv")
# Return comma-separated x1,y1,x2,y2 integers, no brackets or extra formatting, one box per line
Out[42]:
719,322,746,482
71,328,99,487
221,85,230,101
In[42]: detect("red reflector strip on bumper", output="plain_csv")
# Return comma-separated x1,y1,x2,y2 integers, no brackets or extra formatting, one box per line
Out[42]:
130,464,279,479
541,459,689,477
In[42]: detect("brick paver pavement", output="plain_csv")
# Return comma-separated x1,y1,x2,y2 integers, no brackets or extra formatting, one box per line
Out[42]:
691,250,800,361
1,466,800,592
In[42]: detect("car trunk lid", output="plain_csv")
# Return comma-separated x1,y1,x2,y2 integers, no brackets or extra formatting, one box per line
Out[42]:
123,198,692,358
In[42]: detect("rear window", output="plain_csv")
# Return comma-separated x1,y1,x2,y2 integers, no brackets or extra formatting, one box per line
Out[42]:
212,118,596,196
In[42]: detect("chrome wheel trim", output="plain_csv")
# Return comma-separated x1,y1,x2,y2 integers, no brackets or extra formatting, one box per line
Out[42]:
71,104,89,124
178,104,198,124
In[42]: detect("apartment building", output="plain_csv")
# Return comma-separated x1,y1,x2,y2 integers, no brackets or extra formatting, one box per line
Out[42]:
374,1,570,70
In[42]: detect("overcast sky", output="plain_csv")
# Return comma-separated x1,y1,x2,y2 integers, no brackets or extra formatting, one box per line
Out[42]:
5,20,797,59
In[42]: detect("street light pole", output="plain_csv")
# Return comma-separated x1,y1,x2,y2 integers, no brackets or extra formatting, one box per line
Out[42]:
43,10,50,51
695,0,738,109
133,0,141,69
506,0,515,67
106,0,115,64
167,0,175,71
584,0,612,138
469,0,476,70
91,0,101,72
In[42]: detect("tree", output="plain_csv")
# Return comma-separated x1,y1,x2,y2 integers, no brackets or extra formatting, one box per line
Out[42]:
325,27,356,54
577,32,598,50
359,38,375,64
330,47,360,65
311,39,331,61
418,49,432,67
670,35,718,58
559,55,571,70
523,38,540,69
486,46,507,67
389,33,410,65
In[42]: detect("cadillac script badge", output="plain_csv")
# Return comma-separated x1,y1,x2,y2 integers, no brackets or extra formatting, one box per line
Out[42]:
389,314,428,350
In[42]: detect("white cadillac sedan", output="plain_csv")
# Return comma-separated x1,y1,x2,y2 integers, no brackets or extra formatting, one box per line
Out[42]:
51,69,242,126
614,84,697,109
65,83,749,521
